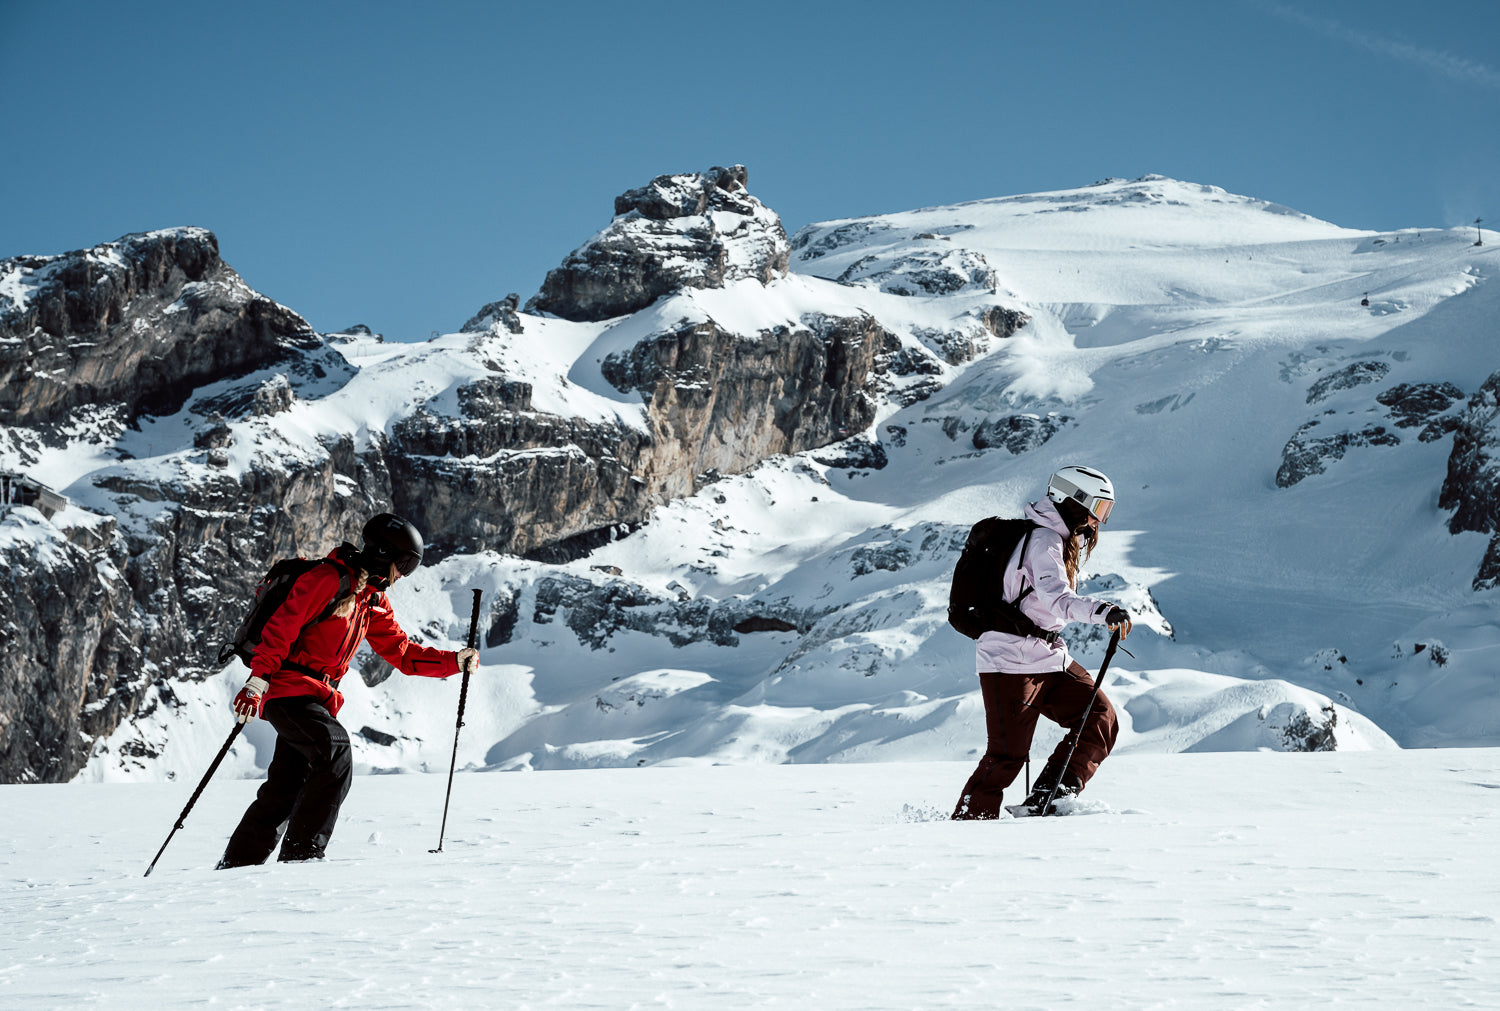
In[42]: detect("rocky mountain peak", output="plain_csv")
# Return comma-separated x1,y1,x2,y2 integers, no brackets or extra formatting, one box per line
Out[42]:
612,164,754,220
0,227,316,425
523,164,790,322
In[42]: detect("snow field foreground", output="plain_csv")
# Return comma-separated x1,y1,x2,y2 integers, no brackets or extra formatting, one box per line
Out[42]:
5,751,1498,1009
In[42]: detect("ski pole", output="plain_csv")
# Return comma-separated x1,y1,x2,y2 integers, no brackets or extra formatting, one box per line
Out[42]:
1037,626,1122,816
144,721,245,877
432,588,483,853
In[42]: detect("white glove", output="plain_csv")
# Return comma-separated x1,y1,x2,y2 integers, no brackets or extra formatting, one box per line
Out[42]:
456,648,479,675
233,676,270,724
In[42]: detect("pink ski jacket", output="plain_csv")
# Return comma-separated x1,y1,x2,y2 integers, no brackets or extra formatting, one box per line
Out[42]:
974,498,1115,675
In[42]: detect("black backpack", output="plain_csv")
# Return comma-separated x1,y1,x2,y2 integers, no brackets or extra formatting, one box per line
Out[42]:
946,518,1059,644
217,557,354,667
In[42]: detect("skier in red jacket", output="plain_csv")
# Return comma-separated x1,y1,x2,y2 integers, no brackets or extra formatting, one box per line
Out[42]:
217,513,478,867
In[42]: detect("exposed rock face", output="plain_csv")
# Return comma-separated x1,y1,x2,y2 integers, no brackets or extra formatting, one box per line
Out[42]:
1276,421,1400,487
1305,360,1390,404
1276,377,1464,488
971,413,1074,454
790,219,895,262
934,411,1073,455
0,228,317,425
0,511,136,782
1377,382,1465,442
1279,705,1339,752
389,311,895,558
1274,365,1499,587
835,245,999,296
387,377,654,557
601,314,892,498
811,437,889,471
462,294,524,334
1439,370,1500,588
526,166,790,321
531,572,826,653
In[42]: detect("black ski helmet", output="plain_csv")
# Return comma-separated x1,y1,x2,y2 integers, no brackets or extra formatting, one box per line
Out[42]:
360,513,424,578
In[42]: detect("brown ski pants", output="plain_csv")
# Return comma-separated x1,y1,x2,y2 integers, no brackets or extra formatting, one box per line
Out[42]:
952,662,1119,820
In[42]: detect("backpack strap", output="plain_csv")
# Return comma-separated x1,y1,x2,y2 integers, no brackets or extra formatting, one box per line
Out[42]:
1000,524,1062,647
309,558,355,626
286,558,356,656
1010,526,1036,608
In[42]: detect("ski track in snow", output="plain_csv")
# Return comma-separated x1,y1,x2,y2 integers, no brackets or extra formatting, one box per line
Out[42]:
3,751,1498,1009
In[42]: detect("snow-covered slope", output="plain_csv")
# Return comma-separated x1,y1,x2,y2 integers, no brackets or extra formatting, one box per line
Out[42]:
15,174,1494,783
6,750,1499,1007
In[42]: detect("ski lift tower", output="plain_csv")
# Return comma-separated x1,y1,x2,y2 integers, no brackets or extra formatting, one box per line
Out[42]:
1477,218,1484,247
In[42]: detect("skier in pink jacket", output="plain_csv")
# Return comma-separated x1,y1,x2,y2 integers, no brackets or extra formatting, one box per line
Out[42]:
953,466,1133,819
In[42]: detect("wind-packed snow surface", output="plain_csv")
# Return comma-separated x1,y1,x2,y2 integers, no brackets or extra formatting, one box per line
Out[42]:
23,174,1496,784
4,750,1498,1008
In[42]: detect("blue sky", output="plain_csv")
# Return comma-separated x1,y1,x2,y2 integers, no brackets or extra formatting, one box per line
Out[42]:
3,0,1496,342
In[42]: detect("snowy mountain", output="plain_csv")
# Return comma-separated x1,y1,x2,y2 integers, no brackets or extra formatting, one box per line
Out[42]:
3,170,1497,786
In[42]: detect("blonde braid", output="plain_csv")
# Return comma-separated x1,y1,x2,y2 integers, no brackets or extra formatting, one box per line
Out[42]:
330,567,371,618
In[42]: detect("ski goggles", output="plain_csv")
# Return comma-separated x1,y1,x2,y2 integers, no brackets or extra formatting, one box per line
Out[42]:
1051,476,1113,524
393,550,422,577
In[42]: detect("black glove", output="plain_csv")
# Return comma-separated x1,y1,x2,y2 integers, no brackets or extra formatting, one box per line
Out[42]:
1105,606,1132,628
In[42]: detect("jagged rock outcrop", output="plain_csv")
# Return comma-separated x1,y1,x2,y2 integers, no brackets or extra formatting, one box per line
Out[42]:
1305,360,1390,404
532,573,823,651
1279,704,1339,751
1275,364,1497,586
835,244,999,296
405,165,902,554
973,306,1031,344
812,437,889,471
1276,420,1400,487
1377,382,1465,442
526,166,789,321
934,411,1073,455
462,294,524,334
387,310,895,557
1440,370,1500,588
790,219,896,262
1277,378,1469,489
387,377,654,557
601,314,891,498
0,511,137,782
0,228,318,425
971,413,1074,454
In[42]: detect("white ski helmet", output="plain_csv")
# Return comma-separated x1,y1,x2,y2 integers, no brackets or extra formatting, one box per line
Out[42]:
1047,465,1115,525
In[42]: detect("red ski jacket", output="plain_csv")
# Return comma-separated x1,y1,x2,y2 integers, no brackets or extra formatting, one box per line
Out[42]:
250,547,458,716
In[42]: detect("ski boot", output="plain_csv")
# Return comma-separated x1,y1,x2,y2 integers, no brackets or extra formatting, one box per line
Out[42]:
1020,767,1080,817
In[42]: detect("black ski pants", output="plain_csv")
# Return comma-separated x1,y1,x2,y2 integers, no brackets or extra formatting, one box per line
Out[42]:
218,696,353,867
952,662,1118,820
